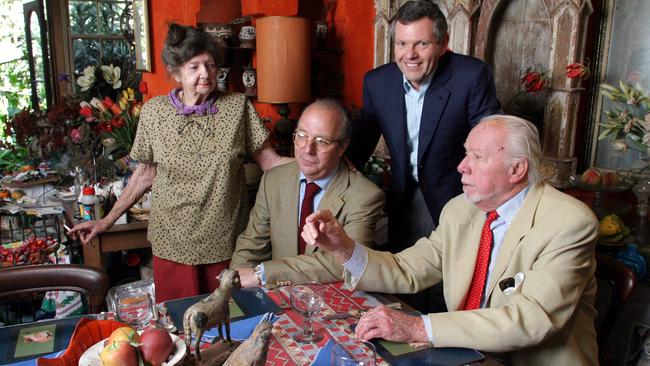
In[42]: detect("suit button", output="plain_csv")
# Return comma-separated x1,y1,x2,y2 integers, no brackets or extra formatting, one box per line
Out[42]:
418,164,423,169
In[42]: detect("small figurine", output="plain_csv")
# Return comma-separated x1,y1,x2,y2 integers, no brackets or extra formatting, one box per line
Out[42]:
183,269,241,360
223,314,273,366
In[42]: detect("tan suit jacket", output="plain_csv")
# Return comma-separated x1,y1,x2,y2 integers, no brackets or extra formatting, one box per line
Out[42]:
347,183,599,366
231,162,384,288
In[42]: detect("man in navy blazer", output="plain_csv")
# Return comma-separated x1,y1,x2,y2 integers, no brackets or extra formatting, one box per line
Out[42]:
347,1,501,253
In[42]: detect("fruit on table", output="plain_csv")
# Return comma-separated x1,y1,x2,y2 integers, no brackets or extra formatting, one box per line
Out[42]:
0,190,9,199
601,171,622,186
105,326,140,346
580,167,603,185
99,340,138,366
599,213,630,242
139,327,174,366
10,190,25,200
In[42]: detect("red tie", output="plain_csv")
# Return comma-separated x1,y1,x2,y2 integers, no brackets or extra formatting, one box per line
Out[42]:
463,210,499,310
298,182,321,254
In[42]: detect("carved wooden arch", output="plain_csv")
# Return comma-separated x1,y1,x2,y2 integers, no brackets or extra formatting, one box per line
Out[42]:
474,0,593,187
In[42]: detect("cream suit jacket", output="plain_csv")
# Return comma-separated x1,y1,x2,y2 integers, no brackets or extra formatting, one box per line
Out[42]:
231,162,384,288
346,183,599,366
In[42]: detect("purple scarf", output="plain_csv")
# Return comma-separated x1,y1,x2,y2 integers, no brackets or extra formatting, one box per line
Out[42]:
168,88,219,116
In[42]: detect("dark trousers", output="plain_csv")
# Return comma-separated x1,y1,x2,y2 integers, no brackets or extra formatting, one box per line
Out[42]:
386,184,447,314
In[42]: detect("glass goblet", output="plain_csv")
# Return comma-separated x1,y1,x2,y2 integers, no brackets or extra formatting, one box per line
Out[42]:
331,339,377,366
289,281,325,343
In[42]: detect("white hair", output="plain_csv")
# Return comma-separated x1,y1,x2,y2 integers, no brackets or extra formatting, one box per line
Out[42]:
479,114,543,186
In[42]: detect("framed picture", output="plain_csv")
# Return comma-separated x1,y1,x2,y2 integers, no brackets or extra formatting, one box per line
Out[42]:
132,0,151,71
588,0,650,171
625,322,650,366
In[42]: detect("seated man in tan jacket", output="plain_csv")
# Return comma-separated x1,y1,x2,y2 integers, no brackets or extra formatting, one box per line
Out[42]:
230,99,384,288
303,115,599,365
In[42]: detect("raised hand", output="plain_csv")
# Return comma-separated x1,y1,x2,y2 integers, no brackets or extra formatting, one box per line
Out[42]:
300,209,356,263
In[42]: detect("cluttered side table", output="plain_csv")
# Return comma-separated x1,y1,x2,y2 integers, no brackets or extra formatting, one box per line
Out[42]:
83,221,150,271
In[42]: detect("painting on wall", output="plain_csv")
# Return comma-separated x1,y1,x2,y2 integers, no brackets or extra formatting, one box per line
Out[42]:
591,0,650,171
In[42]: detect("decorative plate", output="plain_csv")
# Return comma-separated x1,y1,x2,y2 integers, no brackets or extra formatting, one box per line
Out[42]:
78,332,185,366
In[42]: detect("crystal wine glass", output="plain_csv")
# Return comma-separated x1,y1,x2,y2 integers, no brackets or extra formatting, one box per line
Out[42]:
331,339,377,366
290,281,325,343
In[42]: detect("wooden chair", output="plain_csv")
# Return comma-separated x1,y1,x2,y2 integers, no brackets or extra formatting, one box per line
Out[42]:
0,264,110,324
594,252,638,361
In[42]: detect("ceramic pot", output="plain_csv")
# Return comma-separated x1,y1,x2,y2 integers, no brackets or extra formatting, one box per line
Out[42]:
203,23,232,48
242,67,256,97
217,67,230,92
239,25,256,48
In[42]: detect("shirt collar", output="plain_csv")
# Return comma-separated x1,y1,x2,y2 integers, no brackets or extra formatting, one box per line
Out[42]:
402,70,435,94
299,165,338,191
494,185,530,225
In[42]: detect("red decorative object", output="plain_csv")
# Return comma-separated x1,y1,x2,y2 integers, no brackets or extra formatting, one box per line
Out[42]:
521,71,547,94
566,62,590,79
37,318,129,366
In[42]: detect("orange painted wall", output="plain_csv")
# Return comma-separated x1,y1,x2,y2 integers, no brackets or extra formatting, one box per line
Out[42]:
140,0,201,99
141,0,375,117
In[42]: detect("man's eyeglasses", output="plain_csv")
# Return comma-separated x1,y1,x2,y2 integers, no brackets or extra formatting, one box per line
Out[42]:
293,131,343,152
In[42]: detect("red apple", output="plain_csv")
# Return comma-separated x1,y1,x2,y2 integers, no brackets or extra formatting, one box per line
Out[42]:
580,167,602,185
99,340,139,366
138,327,174,366
601,171,622,187
105,326,139,347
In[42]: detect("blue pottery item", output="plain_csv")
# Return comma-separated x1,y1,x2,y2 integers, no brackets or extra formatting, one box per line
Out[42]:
616,243,647,279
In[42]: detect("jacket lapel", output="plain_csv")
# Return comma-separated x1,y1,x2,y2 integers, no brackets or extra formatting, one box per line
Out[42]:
418,53,452,163
305,164,347,255
485,183,545,297
281,167,301,255
382,68,409,176
452,208,488,310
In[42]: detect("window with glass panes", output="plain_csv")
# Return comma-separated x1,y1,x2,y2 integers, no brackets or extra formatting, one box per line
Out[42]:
68,0,134,77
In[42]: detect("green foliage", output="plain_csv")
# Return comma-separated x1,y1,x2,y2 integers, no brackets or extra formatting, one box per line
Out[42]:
0,0,31,142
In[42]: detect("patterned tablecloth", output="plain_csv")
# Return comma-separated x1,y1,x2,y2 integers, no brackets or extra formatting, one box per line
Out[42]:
264,282,389,366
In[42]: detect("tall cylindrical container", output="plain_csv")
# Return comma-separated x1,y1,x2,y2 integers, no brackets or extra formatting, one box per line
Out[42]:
256,16,311,104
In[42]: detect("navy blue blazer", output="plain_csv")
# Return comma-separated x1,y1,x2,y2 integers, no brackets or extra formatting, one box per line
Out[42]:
347,52,501,225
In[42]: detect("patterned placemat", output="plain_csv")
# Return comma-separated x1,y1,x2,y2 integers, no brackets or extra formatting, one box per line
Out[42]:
264,283,389,366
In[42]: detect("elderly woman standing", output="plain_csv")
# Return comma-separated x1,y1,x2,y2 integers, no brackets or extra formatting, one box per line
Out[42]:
70,23,288,301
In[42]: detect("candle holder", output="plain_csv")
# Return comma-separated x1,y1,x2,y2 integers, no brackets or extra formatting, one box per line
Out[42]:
633,178,650,246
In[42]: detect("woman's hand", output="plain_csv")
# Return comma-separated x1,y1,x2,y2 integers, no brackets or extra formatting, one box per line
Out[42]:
68,219,112,245
253,139,294,171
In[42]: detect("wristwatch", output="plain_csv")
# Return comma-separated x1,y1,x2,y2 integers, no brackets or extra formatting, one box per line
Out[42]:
254,265,265,287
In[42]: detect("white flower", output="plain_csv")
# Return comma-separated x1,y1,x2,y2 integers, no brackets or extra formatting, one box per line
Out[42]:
612,139,629,153
101,64,122,89
90,97,107,112
76,66,96,91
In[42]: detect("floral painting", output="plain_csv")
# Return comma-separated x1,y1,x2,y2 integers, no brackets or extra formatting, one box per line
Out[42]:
593,0,650,171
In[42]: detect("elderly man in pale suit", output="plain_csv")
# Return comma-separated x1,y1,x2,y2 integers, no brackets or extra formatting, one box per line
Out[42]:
231,99,384,289
303,115,599,365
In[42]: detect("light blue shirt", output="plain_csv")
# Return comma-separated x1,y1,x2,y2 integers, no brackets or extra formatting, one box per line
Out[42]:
403,73,433,181
343,185,530,343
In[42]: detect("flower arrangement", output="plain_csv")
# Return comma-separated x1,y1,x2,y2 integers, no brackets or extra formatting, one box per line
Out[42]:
598,81,650,154
362,156,390,188
4,59,143,183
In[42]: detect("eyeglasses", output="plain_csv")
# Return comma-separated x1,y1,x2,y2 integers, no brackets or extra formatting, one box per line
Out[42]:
293,131,343,152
